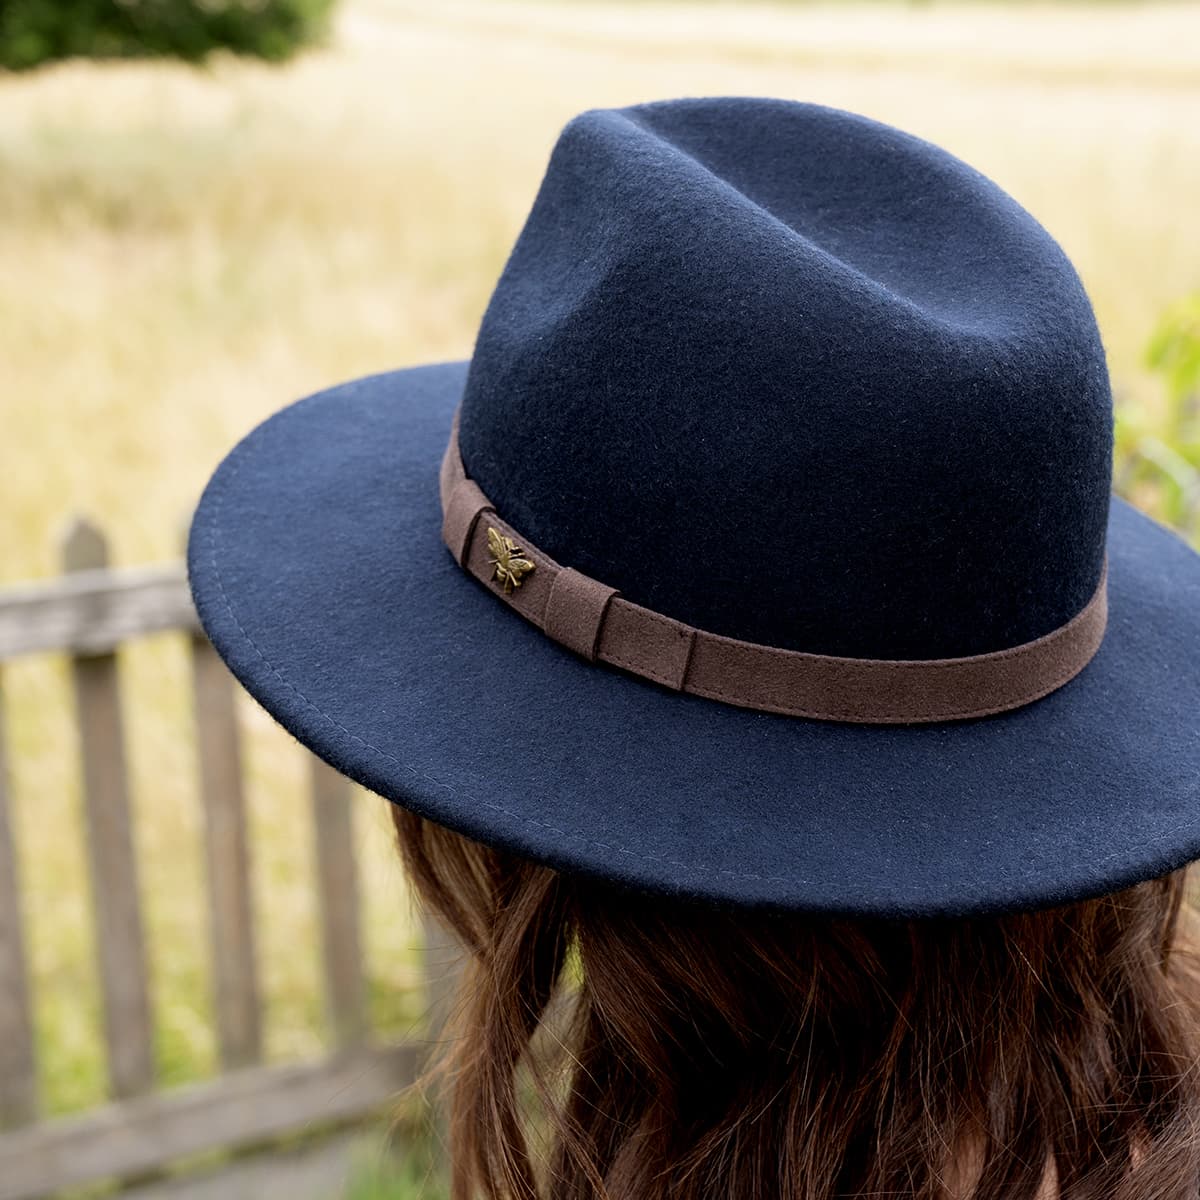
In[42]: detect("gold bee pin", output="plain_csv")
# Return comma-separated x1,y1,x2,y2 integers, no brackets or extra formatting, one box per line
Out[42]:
486,526,536,593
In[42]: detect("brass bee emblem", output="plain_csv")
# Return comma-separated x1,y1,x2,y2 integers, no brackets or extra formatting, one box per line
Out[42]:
486,526,535,593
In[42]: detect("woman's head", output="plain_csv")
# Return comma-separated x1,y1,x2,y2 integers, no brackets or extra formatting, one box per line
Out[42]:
185,94,1200,1200
396,807,1200,1200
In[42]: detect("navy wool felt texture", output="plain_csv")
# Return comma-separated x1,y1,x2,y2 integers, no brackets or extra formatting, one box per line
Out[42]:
460,99,1111,658
188,99,1200,917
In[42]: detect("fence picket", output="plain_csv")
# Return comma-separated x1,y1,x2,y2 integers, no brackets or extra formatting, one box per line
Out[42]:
189,632,261,1069
309,758,366,1046
62,518,155,1100
0,536,443,1196
0,670,38,1128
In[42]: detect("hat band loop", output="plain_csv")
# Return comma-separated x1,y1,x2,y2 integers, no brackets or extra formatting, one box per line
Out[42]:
439,416,1108,724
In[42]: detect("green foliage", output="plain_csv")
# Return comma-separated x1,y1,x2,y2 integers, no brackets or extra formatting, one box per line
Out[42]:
0,0,336,71
1116,294,1200,539
1147,294,1200,418
343,1129,449,1200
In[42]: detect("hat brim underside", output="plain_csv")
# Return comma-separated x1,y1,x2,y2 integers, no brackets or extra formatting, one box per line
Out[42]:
187,362,1200,918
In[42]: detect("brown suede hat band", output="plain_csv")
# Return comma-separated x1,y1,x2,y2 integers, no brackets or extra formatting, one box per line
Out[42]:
440,418,1108,724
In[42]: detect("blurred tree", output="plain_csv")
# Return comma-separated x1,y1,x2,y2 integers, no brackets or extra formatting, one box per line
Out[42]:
0,0,337,70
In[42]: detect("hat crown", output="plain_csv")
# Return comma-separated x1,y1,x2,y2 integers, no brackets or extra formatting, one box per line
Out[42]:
458,98,1112,659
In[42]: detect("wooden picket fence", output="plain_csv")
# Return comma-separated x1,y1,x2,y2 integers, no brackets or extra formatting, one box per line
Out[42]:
0,519,459,1200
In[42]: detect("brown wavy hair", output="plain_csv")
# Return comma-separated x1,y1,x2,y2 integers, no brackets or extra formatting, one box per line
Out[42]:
394,808,1200,1200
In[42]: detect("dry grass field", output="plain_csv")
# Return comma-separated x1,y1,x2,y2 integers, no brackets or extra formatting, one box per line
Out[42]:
2,0,1199,1117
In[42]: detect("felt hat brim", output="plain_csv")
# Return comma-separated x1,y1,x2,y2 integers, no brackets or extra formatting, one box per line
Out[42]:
187,361,1200,917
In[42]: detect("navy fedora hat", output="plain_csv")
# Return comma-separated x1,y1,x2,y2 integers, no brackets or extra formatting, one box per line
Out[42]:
188,97,1200,918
